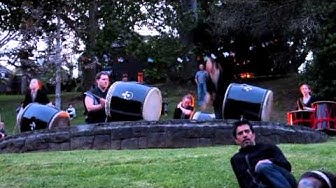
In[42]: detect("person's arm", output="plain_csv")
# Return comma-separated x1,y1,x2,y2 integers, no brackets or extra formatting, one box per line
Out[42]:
195,72,198,84
303,106,314,111
231,157,247,188
84,95,105,112
265,145,292,171
177,102,192,115
297,98,304,110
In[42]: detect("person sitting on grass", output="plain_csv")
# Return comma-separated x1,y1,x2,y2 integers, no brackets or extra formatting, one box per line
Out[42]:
230,119,297,188
298,170,336,188
66,103,77,120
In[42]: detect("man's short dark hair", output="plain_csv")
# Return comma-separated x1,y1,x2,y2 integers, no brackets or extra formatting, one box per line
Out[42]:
96,71,110,80
232,120,254,138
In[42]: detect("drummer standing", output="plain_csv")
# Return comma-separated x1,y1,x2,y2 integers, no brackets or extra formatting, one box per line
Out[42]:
201,54,234,119
297,83,318,111
84,71,110,123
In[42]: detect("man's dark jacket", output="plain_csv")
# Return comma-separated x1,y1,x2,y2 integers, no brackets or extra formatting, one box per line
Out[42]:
230,143,292,188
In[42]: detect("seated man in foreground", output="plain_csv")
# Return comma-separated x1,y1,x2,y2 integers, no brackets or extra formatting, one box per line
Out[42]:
230,120,296,188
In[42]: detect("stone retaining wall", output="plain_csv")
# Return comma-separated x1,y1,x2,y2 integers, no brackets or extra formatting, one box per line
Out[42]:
0,119,329,153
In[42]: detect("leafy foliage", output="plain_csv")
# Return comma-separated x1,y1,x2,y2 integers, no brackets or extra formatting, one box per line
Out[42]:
300,1,336,100
191,0,319,76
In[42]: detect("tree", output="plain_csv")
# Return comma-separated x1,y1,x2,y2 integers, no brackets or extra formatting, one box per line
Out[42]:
300,1,336,100
189,0,317,76
0,0,81,109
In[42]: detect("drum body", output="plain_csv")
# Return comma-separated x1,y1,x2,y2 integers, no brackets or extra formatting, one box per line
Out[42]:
17,103,70,132
192,111,216,121
312,101,336,131
105,81,162,121
287,110,314,127
222,83,273,121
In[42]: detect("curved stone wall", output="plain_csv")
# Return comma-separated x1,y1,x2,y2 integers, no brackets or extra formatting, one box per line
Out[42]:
0,119,329,153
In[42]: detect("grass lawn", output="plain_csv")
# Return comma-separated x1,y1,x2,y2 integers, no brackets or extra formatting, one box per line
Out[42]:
1,73,334,187
0,138,335,188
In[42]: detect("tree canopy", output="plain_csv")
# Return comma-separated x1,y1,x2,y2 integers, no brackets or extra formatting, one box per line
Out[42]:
0,0,335,99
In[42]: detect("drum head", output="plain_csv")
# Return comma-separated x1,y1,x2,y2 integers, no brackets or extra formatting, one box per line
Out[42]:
105,81,121,117
142,87,162,121
49,111,71,129
222,83,273,121
261,90,273,121
222,83,233,119
17,103,70,132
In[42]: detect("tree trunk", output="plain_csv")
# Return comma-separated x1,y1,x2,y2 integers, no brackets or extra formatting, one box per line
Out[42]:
181,0,198,21
20,73,27,95
82,0,99,91
55,15,62,109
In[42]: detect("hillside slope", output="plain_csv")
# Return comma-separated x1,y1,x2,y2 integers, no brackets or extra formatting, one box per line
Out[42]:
247,74,301,123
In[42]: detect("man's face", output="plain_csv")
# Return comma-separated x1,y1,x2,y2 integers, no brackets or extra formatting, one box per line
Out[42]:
235,124,256,148
97,75,110,89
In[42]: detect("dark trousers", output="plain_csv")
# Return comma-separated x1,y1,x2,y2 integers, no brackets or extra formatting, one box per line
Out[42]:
255,163,296,188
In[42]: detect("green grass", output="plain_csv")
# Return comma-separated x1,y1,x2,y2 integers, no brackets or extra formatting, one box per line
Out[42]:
0,138,335,187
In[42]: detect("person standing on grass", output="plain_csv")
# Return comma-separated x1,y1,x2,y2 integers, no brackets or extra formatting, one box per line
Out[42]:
83,71,110,124
230,119,297,188
195,63,207,106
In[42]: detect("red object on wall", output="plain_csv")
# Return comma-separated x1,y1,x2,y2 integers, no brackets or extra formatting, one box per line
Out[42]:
137,72,144,83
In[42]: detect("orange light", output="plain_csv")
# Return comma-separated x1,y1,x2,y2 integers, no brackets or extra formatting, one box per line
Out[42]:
239,72,254,79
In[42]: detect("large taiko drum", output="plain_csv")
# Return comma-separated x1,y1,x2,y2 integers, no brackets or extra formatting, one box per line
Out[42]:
222,83,273,121
287,110,314,127
191,111,216,121
312,101,336,131
17,103,70,132
105,81,162,121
